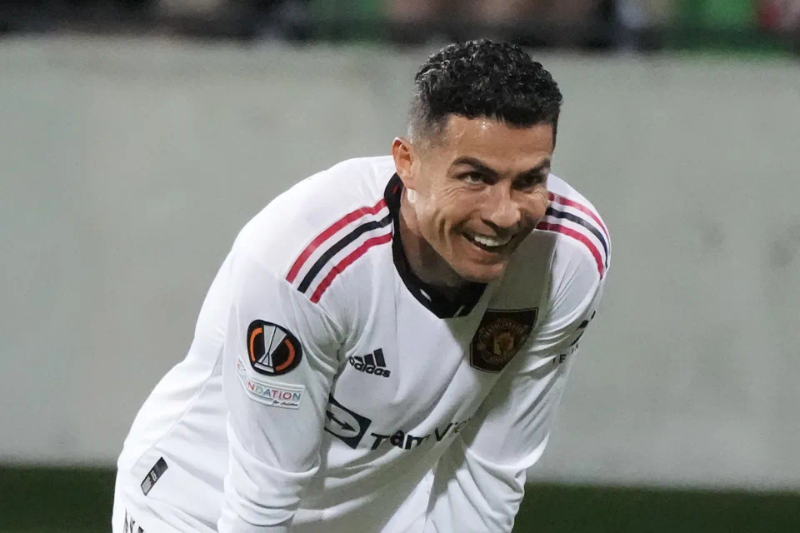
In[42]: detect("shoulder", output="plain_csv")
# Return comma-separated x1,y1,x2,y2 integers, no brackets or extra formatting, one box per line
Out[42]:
232,155,396,299
535,174,609,329
535,174,611,283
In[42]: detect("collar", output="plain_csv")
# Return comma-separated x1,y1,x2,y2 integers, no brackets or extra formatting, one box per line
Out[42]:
384,174,486,319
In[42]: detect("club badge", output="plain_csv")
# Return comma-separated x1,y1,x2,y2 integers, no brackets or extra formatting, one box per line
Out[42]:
470,308,538,373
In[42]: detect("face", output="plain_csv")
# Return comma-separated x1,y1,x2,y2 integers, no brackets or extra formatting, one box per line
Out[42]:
393,116,554,285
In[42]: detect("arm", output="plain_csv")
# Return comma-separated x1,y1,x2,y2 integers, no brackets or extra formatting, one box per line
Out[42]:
424,260,606,533
218,246,343,533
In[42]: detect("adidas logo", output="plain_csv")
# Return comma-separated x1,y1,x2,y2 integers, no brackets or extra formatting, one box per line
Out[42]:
348,348,391,378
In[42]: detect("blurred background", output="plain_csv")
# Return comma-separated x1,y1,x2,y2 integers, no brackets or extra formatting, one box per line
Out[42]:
1,1,800,532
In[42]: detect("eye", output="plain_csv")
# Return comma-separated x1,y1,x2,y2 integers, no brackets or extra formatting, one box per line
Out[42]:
461,172,488,185
515,173,547,190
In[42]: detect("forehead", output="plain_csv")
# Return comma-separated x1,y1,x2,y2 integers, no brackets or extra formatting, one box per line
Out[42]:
433,116,555,169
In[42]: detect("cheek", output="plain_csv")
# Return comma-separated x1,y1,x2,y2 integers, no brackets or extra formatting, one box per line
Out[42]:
535,188,551,214
426,187,468,229
535,197,550,218
522,193,550,224
414,196,447,241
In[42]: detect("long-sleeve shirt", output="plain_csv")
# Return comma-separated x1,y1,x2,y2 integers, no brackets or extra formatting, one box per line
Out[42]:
115,155,610,533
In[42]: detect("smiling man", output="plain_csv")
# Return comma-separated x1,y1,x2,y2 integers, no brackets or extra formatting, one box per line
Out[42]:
113,40,610,533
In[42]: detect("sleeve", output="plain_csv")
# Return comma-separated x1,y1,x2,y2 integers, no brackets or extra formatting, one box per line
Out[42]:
217,246,343,533
423,254,607,533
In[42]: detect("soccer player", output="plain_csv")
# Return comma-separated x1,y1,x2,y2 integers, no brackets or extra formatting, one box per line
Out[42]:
113,39,610,533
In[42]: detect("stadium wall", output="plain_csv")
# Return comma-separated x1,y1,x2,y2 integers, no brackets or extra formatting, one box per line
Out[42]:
2,36,799,491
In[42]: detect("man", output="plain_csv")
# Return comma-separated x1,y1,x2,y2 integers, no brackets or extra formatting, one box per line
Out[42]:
113,39,610,533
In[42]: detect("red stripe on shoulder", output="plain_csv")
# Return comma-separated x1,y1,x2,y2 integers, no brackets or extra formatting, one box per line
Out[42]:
536,221,605,278
548,192,609,239
286,198,387,283
310,232,392,303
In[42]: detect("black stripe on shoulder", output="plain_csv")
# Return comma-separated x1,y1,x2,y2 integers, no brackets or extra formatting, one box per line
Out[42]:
298,212,393,294
545,206,609,264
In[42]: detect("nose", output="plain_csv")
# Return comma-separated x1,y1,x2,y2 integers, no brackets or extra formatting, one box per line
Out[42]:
482,185,521,232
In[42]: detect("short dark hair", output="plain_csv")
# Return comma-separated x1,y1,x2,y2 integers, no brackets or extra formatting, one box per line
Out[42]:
409,39,563,143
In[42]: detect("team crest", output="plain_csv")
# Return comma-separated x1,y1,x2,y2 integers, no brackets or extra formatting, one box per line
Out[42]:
470,309,538,373
247,320,303,376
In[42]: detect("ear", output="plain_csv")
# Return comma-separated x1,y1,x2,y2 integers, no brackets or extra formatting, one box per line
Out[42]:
391,137,418,191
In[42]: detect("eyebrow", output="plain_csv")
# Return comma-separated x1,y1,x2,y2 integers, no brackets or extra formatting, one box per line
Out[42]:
451,156,551,179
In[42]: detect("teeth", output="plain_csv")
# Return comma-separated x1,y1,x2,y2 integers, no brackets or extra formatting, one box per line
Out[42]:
470,233,512,248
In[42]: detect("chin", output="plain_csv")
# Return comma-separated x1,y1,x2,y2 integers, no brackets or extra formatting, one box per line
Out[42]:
455,263,508,284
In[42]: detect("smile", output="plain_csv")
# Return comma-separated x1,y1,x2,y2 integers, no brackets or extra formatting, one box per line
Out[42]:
464,232,513,251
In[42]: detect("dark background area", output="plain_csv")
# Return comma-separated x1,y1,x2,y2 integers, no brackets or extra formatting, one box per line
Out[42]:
3,466,800,532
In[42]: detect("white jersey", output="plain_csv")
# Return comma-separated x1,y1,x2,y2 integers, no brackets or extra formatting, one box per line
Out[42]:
114,156,610,533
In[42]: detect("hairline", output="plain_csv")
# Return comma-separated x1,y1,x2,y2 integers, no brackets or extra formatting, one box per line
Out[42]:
409,113,559,149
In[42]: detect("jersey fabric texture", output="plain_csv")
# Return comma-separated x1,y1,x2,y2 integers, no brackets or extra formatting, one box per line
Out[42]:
113,155,610,533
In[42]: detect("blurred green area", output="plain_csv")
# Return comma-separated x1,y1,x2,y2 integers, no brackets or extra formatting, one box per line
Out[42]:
679,0,755,27
310,0,760,28
302,0,795,56
2,466,799,532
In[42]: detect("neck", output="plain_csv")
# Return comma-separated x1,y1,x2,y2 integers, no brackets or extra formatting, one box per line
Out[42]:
398,192,466,298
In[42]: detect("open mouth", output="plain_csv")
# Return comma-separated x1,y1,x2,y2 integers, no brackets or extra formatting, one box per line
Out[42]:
463,232,514,252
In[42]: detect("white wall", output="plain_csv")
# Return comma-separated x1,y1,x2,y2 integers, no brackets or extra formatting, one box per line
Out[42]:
2,37,799,490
